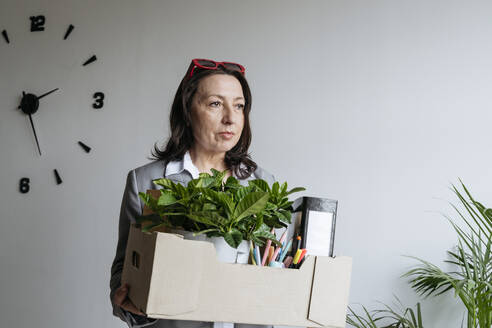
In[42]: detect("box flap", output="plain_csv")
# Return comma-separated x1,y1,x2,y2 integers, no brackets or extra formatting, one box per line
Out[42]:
122,225,158,314
146,232,210,315
308,256,352,327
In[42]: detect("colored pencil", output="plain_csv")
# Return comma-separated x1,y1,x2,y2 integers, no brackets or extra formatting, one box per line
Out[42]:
261,228,275,266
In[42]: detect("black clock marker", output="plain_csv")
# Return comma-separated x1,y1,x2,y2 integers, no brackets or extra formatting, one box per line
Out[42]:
2,30,9,43
63,24,74,40
83,55,97,66
54,169,62,185
78,141,91,153
30,15,46,32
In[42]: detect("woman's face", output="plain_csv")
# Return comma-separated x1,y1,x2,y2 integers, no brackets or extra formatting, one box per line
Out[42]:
190,74,245,154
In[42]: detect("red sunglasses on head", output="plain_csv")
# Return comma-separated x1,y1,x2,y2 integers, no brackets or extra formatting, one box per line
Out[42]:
186,58,246,79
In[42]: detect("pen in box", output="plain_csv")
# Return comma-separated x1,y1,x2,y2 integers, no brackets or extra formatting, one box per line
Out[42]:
249,241,257,265
278,238,293,262
271,230,287,262
289,249,303,268
283,256,293,268
295,249,307,269
295,235,302,252
261,228,275,266
276,242,286,261
255,243,262,266
293,248,302,264
267,246,274,265
253,243,258,265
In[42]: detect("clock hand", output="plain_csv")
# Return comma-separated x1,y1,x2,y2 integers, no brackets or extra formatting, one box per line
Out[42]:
37,88,59,100
17,91,26,109
28,113,42,156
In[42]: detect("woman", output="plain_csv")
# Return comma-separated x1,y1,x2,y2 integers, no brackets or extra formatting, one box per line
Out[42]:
110,59,276,328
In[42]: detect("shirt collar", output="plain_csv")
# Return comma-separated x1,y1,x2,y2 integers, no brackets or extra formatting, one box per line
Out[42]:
164,151,249,180
165,150,200,179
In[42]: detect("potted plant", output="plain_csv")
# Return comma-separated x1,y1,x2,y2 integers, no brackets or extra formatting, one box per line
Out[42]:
347,180,491,328
136,169,305,263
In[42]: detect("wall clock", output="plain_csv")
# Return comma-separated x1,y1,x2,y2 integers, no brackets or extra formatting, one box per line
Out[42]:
2,14,106,193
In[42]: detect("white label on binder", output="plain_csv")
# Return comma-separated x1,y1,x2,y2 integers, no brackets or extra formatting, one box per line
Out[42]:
305,210,333,256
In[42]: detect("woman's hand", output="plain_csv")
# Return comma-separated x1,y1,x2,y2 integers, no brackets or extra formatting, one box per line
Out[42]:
113,283,145,316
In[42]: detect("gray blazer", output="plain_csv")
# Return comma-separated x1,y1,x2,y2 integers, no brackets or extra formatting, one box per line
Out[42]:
110,159,276,328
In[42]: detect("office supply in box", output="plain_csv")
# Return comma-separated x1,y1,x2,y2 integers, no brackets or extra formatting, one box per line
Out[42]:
121,190,352,327
292,196,338,257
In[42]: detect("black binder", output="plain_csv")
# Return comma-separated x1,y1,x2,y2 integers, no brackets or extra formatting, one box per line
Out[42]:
292,196,338,257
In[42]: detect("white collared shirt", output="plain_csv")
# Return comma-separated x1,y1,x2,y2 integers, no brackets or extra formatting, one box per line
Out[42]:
165,150,240,179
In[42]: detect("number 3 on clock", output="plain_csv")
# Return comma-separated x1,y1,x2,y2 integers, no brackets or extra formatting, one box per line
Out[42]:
92,91,105,109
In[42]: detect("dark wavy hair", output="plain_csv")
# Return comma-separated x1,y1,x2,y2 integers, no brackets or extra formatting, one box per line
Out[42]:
149,62,257,179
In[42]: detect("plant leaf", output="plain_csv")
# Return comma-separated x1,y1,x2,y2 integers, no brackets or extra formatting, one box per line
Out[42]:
233,191,269,223
157,190,177,206
248,179,271,192
224,229,243,248
286,187,306,195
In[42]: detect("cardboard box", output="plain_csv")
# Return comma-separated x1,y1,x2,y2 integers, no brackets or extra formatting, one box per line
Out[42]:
121,191,352,328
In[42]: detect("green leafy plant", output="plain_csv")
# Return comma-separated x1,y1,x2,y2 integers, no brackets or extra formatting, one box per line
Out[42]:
347,298,424,328
347,180,491,328
136,168,305,248
402,179,491,328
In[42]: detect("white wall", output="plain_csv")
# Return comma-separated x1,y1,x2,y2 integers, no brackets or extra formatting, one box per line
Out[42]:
1,0,491,327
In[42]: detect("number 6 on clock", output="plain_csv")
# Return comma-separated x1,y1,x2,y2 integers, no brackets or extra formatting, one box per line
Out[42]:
19,177,30,194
